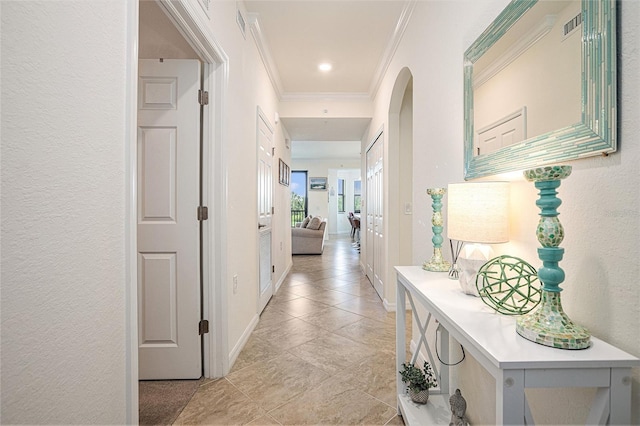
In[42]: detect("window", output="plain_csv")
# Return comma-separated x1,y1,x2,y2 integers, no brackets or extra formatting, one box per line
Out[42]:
291,171,308,226
337,179,345,213
354,180,362,213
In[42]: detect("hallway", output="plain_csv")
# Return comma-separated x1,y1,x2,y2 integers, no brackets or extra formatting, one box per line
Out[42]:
170,236,407,425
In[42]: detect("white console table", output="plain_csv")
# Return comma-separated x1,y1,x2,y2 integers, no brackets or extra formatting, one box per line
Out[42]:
395,266,639,425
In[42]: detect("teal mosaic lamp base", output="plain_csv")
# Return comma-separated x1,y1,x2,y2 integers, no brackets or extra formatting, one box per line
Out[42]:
423,188,451,272
516,166,591,350
422,249,450,272
517,290,591,349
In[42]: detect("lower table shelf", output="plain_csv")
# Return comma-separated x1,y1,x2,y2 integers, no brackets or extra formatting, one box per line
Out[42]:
397,393,450,425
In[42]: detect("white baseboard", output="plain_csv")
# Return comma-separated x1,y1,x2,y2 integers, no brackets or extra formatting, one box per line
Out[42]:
383,298,396,312
274,261,292,293
228,262,291,370
228,313,259,370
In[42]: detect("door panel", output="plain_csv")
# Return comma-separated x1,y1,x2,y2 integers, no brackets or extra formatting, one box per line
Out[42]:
137,59,201,380
374,162,384,297
366,151,375,283
257,108,274,313
138,127,177,221
139,253,178,346
366,134,384,299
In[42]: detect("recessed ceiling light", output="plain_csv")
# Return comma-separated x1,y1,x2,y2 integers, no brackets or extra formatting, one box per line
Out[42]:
318,63,332,72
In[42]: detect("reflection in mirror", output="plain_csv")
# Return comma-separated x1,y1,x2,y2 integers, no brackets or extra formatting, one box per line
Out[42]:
474,1,581,155
464,0,616,179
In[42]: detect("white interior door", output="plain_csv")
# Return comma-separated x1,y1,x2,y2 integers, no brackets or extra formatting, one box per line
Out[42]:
476,107,526,155
366,134,384,299
257,108,274,314
137,59,202,380
366,153,375,282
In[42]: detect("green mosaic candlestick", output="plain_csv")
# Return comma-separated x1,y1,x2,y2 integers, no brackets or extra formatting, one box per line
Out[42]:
423,188,451,272
516,165,590,349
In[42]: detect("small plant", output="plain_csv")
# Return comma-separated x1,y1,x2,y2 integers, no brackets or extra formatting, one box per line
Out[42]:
399,361,438,392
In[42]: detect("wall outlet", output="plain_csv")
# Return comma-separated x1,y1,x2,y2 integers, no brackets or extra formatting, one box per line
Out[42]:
233,274,238,294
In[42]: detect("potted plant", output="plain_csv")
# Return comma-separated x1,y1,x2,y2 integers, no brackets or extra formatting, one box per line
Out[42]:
399,361,438,404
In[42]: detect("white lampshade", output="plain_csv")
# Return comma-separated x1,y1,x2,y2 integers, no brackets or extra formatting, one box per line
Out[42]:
447,182,510,244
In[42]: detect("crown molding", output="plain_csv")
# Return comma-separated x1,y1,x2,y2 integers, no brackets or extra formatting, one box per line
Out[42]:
248,1,415,102
473,14,556,89
368,0,417,100
247,12,284,99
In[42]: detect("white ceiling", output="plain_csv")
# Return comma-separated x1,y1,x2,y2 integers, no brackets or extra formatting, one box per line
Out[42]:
244,1,411,97
244,1,413,158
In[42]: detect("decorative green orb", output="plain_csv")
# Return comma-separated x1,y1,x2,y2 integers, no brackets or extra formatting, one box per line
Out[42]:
476,256,542,315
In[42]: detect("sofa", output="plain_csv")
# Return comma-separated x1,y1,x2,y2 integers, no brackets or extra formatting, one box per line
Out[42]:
291,217,327,255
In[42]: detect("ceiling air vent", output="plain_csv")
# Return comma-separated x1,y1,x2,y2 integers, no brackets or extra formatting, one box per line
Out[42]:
563,12,582,40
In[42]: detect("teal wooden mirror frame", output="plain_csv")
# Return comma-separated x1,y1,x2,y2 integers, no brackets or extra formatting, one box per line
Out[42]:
463,0,617,180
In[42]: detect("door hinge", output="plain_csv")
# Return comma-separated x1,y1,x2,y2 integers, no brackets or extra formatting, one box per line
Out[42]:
198,89,209,106
197,206,208,221
199,319,209,335
272,147,275,156
272,265,275,273
271,206,274,214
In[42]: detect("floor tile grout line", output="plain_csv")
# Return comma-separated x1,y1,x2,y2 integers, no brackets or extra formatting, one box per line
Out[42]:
221,376,274,425
168,237,403,425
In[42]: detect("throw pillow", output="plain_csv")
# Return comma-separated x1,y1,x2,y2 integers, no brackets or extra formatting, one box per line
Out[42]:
300,216,311,228
307,216,322,230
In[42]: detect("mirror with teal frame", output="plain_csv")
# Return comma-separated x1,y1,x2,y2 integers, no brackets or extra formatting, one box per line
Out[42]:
464,0,616,180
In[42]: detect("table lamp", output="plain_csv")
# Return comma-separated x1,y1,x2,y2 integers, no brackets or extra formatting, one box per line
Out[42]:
447,182,509,295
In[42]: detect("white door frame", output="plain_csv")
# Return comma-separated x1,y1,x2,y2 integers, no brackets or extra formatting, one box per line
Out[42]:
125,1,230,422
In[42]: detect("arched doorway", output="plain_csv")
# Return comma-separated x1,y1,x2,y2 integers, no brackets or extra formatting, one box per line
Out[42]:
384,68,414,309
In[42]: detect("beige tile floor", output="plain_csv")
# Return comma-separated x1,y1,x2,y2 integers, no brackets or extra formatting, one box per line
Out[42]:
174,237,408,425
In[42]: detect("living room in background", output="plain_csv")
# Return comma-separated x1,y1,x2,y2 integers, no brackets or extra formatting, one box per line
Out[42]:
290,170,308,226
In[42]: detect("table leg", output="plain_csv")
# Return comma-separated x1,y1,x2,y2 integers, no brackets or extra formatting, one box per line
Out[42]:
609,368,632,425
438,324,450,395
496,369,525,425
396,280,407,415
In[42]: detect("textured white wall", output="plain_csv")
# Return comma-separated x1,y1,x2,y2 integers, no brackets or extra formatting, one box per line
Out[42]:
1,1,129,424
369,0,640,423
198,1,291,361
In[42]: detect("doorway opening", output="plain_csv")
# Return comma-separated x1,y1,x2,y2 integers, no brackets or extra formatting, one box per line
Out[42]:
290,170,308,225
128,0,229,421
